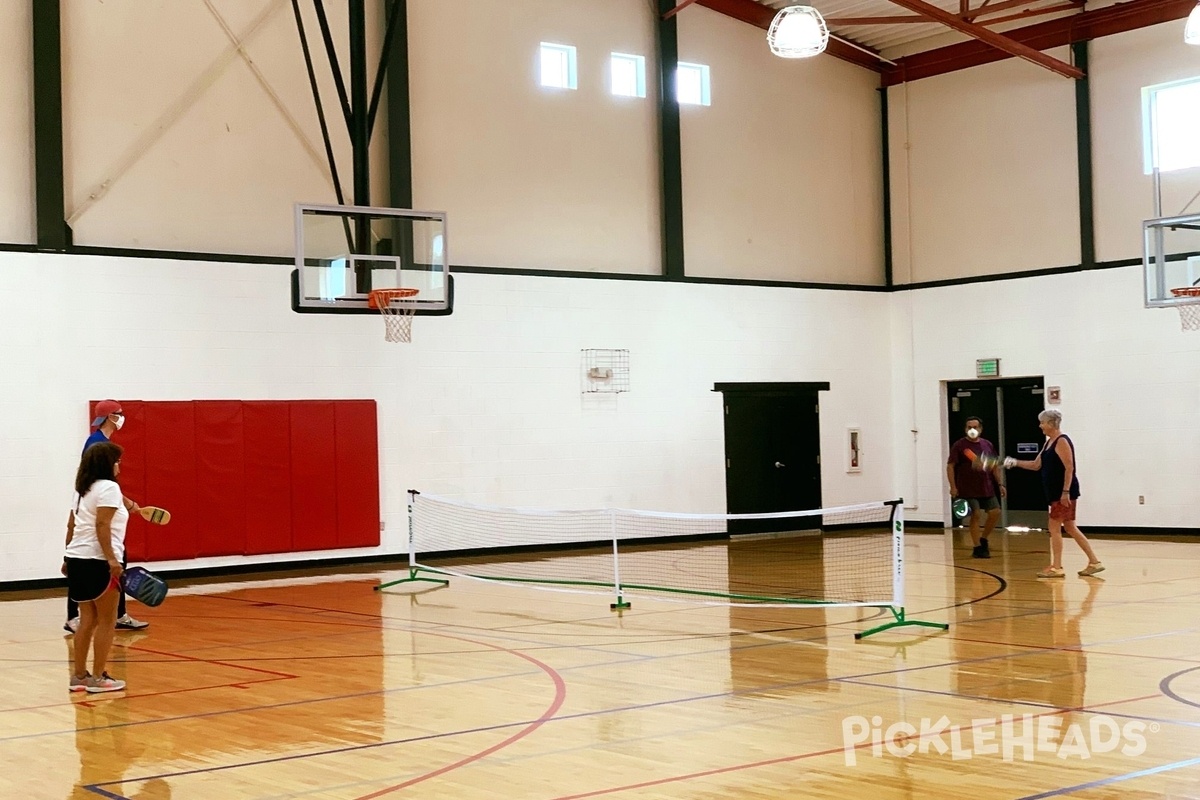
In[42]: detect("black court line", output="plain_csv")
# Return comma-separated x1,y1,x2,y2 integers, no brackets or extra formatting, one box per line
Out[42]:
1016,755,1200,798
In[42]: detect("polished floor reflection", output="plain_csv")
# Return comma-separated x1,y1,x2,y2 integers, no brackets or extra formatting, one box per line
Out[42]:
3,530,1200,799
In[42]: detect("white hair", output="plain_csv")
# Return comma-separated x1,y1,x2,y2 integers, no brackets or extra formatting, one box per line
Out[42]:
1038,409,1062,427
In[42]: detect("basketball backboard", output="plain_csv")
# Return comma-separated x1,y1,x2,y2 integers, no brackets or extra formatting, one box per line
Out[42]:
1143,211,1200,308
291,203,453,315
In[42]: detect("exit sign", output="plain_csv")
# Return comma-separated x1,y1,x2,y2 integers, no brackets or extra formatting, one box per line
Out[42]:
976,358,1001,378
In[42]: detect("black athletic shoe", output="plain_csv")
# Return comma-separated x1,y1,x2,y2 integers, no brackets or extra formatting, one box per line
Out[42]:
971,545,989,559
980,538,990,557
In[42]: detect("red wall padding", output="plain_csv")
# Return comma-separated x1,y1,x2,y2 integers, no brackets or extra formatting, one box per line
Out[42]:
92,399,379,562
143,402,199,562
242,402,295,556
336,401,382,548
289,402,340,552
195,402,246,557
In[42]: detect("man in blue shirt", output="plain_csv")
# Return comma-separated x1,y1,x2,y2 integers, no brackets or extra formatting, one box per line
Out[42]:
65,400,150,633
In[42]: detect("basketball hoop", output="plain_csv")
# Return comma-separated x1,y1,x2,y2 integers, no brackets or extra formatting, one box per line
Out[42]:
1170,287,1200,331
367,288,419,343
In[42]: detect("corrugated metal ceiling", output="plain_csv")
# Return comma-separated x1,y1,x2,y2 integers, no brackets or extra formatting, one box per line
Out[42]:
753,0,1082,53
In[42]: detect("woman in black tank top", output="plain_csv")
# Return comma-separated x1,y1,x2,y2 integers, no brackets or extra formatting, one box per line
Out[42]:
1006,409,1104,579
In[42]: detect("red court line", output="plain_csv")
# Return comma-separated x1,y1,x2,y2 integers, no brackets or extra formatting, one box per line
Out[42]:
126,644,298,679
547,693,1163,800
351,643,567,800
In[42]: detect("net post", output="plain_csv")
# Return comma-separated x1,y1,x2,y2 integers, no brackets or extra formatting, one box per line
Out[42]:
854,499,949,640
609,510,631,610
892,500,904,611
408,488,417,570
374,489,449,591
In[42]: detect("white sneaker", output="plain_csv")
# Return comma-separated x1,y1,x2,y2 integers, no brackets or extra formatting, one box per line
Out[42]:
86,672,126,693
115,614,149,630
63,617,79,634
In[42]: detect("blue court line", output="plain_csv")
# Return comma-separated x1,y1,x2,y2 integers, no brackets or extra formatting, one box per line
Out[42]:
53,615,1199,748
84,626,1200,797
837,677,1200,730
9,624,837,744
1017,755,1200,799
1159,665,1200,710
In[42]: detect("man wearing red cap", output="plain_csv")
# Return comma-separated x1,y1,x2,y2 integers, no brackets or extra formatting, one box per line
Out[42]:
65,401,150,633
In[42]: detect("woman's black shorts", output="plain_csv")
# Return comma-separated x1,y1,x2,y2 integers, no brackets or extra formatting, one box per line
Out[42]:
65,558,116,603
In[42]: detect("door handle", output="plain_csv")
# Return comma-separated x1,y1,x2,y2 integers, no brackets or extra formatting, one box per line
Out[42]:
775,461,785,468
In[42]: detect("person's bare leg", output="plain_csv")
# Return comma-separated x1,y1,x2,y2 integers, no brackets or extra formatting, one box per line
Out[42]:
968,509,982,547
982,508,1001,540
1064,520,1100,564
90,589,120,677
1047,518,1065,570
73,601,97,678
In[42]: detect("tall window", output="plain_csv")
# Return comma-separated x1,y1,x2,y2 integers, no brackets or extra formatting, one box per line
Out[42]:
540,43,577,90
1142,77,1200,173
610,53,647,98
676,62,711,106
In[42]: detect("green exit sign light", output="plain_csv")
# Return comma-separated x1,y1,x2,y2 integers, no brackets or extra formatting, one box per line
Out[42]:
976,358,1000,378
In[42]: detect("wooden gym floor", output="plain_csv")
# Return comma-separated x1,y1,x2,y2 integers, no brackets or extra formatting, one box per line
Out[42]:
3,530,1200,799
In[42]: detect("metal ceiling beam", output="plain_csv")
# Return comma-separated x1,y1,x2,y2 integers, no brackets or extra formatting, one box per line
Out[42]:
965,0,1054,20
980,2,1080,26
882,0,1197,85
663,0,703,19
826,16,929,24
829,1,1077,27
882,0,1083,78
696,0,886,71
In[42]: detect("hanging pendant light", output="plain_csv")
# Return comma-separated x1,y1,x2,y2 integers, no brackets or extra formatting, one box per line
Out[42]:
767,5,830,59
1185,2,1200,45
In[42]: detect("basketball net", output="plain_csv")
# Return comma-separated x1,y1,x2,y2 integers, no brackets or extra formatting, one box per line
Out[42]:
1178,304,1200,332
1170,288,1200,332
368,288,419,344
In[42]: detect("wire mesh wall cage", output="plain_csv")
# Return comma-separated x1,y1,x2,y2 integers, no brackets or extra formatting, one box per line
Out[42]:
581,349,630,394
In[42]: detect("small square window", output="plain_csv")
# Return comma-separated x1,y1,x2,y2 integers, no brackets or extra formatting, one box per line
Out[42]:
540,43,577,90
1142,77,1200,173
610,53,646,98
676,62,711,106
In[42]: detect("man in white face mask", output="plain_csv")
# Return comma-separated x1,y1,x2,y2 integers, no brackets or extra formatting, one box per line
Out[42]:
947,416,1006,558
65,401,150,633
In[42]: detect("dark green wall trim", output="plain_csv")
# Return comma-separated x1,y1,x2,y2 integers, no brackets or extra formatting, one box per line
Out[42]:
31,0,70,251
879,87,893,288
9,242,1181,295
656,0,685,280
66,245,293,265
0,553,409,595
453,264,889,292
894,251,1199,291
385,0,413,209
1073,41,1095,270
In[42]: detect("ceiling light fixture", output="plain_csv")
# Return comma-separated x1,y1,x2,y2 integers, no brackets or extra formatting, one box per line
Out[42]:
767,5,830,58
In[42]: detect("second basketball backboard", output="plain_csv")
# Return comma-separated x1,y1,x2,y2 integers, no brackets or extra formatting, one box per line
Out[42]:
1144,212,1200,307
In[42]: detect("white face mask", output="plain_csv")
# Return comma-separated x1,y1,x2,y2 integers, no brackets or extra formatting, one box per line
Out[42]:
966,427,981,440
112,415,125,431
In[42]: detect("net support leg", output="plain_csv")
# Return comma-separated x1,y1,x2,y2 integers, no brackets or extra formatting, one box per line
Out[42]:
374,567,450,591
854,607,949,640
375,491,449,591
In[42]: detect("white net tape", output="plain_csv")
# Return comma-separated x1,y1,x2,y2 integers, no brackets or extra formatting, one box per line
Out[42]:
1178,303,1200,332
409,493,901,608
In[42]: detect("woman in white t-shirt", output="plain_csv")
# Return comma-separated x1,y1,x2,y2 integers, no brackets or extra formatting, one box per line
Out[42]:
63,442,129,693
